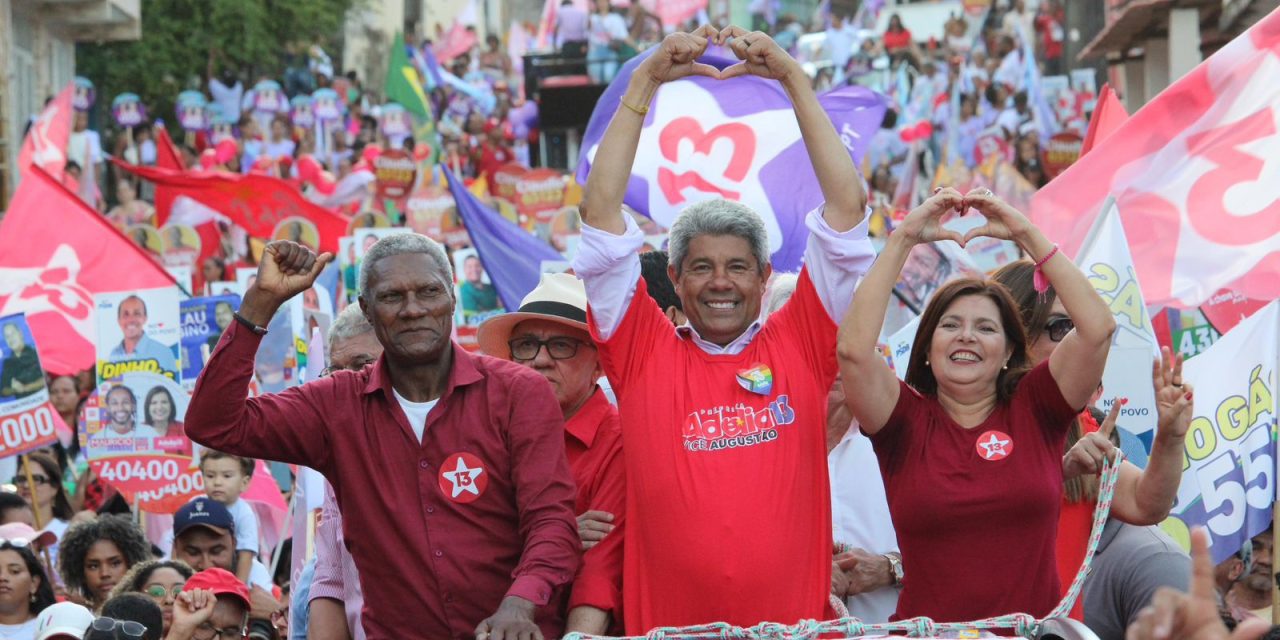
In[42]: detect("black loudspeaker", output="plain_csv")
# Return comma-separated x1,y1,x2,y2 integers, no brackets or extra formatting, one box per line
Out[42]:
537,83,608,129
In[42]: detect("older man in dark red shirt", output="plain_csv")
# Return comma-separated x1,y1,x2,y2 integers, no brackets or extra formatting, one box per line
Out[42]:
186,235,580,640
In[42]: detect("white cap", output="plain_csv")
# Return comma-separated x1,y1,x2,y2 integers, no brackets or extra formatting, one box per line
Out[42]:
35,602,95,640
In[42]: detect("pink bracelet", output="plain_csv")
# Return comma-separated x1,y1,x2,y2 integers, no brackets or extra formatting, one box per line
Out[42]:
1033,244,1059,295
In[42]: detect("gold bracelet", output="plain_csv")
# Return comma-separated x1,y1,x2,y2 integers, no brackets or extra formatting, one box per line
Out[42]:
620,96,649,116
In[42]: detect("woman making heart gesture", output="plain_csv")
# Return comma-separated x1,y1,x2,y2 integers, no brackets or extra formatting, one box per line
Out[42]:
836,187,1116,622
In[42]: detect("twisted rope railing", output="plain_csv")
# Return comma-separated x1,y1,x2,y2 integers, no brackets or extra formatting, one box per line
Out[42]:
566,454,1123,640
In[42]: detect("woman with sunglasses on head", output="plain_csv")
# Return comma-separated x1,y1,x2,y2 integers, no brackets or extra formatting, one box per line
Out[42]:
14,453,75,579
108,560,194,638
992,260,1191,620
837,187,1116,622
0,539,58,639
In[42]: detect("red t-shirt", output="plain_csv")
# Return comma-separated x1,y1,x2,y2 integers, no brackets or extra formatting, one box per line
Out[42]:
591,271,837,634
884,29,913,52
565,388,626,631
478,144,513,189
1056,410,1099,621
870,362,1077,622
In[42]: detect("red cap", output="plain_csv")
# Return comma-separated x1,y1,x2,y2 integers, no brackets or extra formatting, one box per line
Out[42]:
214,139,238,165
183,568,251,609
198,148,218,169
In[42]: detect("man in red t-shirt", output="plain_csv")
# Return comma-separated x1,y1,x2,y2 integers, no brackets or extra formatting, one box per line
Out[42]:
476,119,515,191
571,27,876,633
478,274,626,636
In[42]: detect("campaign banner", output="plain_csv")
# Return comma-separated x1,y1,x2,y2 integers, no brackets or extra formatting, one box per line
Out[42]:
179,296,240,387
95,288,182,385
374,148,417,201
1163,300,1278,563
0,314,62,458
252,298,304,394
1042,132,1083,179
405,185,454,242
1075,198,1162,439
887,315,922,380
81,371,200,512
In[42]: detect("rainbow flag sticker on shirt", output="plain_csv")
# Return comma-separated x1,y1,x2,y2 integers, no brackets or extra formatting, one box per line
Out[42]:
736,364,774,396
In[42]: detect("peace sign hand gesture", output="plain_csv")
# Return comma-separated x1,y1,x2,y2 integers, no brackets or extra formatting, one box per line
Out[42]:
894,187,965,247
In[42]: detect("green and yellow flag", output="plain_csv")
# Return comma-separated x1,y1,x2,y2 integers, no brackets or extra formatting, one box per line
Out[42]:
385,32,439,167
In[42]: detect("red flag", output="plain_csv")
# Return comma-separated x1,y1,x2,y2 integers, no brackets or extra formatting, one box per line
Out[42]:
0,169,178,375
1078,84,1128,157
118,163,350,255
152,128,185,225
17,83,74,181
1031,10,1280,308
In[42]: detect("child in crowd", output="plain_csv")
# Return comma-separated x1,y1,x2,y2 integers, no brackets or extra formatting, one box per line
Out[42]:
198,451,260,585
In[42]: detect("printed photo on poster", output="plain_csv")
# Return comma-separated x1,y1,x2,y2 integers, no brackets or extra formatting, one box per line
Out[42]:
894,242,982,313
338,229,399,303
453,248,503,326
95,288,182,385
0,314,62,457
180,295,241,385
254,298,304,394
81,372,193,458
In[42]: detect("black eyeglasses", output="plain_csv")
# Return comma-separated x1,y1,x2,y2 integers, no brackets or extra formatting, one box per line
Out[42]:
508,337,594,361
194,620,248,640
89,617,147,639
11,475,49,487
1044,317,1074,343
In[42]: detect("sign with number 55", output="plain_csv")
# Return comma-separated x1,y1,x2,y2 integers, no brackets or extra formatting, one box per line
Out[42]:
1162,301,1278,564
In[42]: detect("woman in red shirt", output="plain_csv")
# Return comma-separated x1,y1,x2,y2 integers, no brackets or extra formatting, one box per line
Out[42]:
882,14,913,56
837,187,1115,622
993,260,1191,620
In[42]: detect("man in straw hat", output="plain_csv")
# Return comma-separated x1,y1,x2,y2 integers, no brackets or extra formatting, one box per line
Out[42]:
478,273,625,636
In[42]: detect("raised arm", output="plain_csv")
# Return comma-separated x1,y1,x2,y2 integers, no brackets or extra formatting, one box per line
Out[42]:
963,191,1116,409
579,27,721,234
720,27,866,230
837,189,965,434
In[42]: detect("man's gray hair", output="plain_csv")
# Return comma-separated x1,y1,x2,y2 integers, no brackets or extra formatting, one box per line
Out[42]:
328,303,374,353
358,232,454,294
667,200,771,276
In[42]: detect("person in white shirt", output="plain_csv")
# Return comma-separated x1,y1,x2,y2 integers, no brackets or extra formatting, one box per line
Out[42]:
587,0,632,84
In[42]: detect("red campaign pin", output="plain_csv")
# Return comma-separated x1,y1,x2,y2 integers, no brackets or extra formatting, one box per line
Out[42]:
438,452,488,504
975,430,1014,461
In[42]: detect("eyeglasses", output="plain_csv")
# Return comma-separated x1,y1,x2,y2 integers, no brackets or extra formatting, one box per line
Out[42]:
144,583,185,599
194,620,248,640
508,337,594,361
320,357,377,377
11,474,49,486
89,617,147,639
1044,317,1074,343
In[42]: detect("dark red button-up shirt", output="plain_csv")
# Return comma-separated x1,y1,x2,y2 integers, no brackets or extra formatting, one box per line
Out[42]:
563,388,625,628
186,323,580,639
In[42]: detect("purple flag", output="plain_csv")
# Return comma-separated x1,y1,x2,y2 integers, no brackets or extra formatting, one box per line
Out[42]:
443,168,565,311
576,48,886,271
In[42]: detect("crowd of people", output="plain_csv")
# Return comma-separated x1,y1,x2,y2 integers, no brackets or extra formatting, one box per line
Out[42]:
7,1,1266,640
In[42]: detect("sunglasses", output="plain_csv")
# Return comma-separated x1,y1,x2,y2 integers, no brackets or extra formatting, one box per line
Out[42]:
508,337,594,361
89,617,147,639
10,475,49,487
144,583,185,599
1044,317,1074,343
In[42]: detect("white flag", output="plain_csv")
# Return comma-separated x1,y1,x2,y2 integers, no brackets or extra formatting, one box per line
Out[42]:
1075,198,1163,437
1165,300,1278,563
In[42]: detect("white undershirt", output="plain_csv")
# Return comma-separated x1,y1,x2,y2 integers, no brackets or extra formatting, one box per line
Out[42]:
393,389,439,443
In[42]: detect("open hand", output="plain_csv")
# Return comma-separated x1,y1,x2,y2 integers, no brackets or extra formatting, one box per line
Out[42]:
894,187,965,246
718,27,802,82
639,26,722,85
1063,397,1121,478
960,188,1036,245
1153,346,1193,441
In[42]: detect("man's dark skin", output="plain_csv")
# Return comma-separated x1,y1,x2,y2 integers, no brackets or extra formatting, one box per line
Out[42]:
237,240,542,639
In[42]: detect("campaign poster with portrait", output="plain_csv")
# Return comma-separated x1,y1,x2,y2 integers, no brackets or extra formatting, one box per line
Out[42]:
338,229,400,303
80,372,201,512
161,224,202,272
126,224,165,263
253,298,304,394
892,241,983,314
180,295,241,389
95,288,182,386
453,248,504,327
271,217,321,252
0,314,61,458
